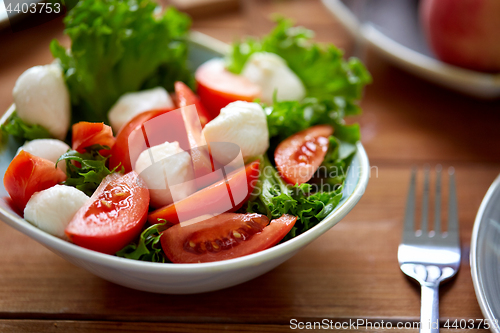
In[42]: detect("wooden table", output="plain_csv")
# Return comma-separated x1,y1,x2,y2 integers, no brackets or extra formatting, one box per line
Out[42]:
1,0,499,331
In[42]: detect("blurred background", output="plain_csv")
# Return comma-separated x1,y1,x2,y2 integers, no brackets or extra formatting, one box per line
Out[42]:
2,0,500,327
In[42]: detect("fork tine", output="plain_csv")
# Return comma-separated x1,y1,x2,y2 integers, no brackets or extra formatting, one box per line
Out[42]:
434,165,442,234
447,167,459,234
404,167,417,232
420,165,430,234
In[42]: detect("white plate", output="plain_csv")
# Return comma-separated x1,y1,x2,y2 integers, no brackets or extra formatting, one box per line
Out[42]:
471,174,500,332
0,32,370,294
321,0,500,99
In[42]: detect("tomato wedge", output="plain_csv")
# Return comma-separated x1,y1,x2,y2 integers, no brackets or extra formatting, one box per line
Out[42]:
275,125,334,185
65,172,149,254
195,58,261,118
148,160,260,225
161,213,297,263
175,81,211,128
72,122,115,156
109,108,180,173
3,151,66,213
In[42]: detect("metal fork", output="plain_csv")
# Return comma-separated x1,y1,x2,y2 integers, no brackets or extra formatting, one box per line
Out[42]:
398,166,461,333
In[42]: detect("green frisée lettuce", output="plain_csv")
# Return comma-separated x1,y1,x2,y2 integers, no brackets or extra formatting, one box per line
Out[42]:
227,18,371,109
1,112,52,141
315,137,357,187
243,19,368,150
116,221,168,262
56,144,121,196
247,155,343,241
265,98,361,144
50,0,192,123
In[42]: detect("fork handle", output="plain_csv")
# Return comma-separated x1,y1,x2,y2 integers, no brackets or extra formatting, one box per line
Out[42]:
420,284,439,333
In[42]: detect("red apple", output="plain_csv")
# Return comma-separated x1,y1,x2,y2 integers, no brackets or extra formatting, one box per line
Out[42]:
420,0,500,72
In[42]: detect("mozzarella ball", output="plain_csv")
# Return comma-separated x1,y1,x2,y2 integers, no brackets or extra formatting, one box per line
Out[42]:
241,52,306,104
24,185,90,238
17,139,70,173
13,64,71,140
202,101,269,163
134,141,196,208
108,87,174,133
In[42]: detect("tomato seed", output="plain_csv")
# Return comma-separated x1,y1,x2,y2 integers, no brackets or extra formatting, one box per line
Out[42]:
100,200,112,209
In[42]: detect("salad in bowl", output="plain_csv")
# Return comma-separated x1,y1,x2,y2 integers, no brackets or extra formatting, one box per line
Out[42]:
0,0,370,292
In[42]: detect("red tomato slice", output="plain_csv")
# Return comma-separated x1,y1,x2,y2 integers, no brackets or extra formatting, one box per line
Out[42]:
175,81,212,128
109,108,181,173
161,213,297,263
3,151,66,213
195,58,261,118
148,160,260,225
72,122,115,156
65,171,150,254
275,125,334,185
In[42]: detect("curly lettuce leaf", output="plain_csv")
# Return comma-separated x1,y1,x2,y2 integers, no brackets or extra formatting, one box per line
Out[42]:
50,0,193,123
1,112,52,141
56,144,121,196
247,155,343,241
116,221,168,262
265,98,361,144
314,136,356,187
227,18,371,105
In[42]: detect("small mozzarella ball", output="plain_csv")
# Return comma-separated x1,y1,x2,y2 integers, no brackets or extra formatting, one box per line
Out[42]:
13,64,70,140
24,185,89,238
241,52,306,104
134,141,196,208
108,87,174,133
17,139,70,173
202,101,269,163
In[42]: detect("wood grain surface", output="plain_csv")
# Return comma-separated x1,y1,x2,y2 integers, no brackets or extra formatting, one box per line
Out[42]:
1,0,499,331
0,320,492,333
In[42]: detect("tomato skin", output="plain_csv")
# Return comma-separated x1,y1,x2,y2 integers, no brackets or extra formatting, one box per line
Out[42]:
72,122,115,156
275,125,334,185
3,151,66,213
109,108,178,173
65,172,150,254
148,160,260,225
195,59,261,118
161,213,297,263
175,81,212,128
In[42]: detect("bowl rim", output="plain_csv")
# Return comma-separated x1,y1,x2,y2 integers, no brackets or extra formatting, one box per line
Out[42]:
0,31,370,273
470,173,500,332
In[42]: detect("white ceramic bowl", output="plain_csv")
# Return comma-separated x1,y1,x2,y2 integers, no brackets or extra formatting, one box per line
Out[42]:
0,32,370,294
